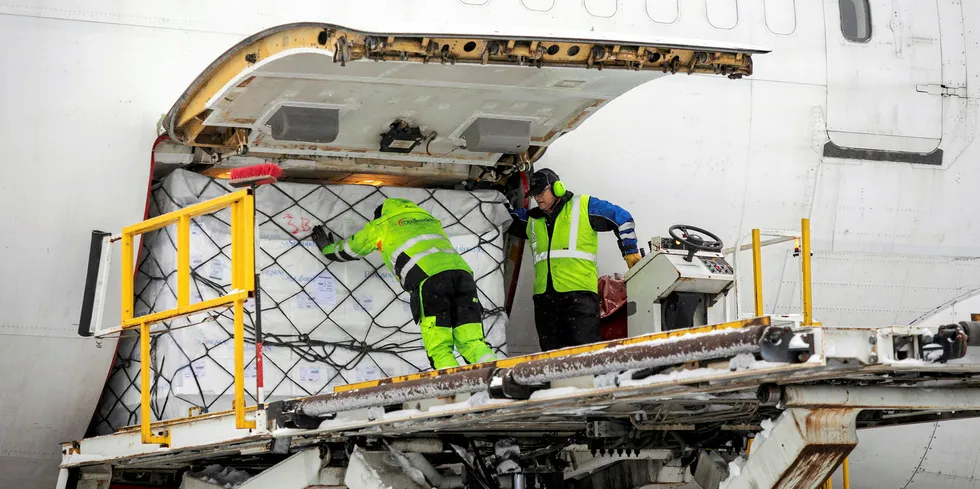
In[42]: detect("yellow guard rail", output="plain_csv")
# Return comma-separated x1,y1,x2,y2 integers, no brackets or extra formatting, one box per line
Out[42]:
120,189,256,445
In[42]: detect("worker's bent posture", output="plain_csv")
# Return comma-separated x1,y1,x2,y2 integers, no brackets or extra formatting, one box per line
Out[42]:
508,168,641,351
311,198,498,370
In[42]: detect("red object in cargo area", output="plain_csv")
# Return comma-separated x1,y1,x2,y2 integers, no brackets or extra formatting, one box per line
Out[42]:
598,274,628,341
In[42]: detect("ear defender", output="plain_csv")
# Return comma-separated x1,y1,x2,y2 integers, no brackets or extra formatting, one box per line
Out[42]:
552,180,566,198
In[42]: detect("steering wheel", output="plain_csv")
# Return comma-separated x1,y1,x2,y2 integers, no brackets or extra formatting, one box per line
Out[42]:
669,225,724,261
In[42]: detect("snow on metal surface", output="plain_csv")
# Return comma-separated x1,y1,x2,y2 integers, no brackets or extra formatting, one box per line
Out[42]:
719,456,746,489
385,444,429,488
528,386,584,400
428,391,514,414
758,418,775,441
301,371,492,416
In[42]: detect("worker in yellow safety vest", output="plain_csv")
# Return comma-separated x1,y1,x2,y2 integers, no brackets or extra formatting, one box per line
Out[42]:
312,198,498,370
507,168,641,351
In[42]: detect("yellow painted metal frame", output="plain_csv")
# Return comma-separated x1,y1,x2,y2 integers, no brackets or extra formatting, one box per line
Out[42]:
121,189,256,445
801,218,813,326
736,219,814,324
751,228,764,317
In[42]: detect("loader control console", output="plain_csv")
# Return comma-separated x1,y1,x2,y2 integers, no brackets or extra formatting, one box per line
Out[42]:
626,224,735,335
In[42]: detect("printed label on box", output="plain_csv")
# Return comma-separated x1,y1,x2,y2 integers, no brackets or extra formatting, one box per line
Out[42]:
209,259,224,280
356,364,381,382
300,367,322,382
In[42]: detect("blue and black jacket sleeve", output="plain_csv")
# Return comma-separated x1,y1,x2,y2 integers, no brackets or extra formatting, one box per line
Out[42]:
587,196,638,256
507,207,530,239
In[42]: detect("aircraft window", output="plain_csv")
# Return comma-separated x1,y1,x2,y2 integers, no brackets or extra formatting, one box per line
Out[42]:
706,0,738,30
839,0,871,42
646,0,679,24
764,0,796,35
584,0,617,18
521,0,555,12
521,0,554,11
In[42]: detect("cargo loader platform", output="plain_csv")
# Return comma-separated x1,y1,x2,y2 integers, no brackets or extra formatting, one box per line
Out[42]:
60,316,980,489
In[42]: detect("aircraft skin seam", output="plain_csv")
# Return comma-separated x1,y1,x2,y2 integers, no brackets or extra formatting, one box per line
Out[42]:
900,421,940,489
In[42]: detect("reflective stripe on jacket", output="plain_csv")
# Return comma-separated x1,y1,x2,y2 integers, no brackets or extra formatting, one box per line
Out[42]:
322,198,471,291
527,194,599,295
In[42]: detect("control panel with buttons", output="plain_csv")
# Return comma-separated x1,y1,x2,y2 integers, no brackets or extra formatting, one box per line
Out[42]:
699,256,733,275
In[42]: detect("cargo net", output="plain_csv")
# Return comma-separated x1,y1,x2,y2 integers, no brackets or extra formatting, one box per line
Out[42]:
91,169,510,435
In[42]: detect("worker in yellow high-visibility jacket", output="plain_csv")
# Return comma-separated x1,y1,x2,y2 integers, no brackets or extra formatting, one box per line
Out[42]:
312,198,497,370
508,168,641,351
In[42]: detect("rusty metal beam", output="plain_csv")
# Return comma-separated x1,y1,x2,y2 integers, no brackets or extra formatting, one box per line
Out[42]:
506,325,774,386
287,325,786,419
293,367,495,418
337,316,773,393
727,408,859,489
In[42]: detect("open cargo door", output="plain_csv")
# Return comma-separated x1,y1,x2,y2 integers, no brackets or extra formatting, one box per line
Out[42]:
163,23,764,184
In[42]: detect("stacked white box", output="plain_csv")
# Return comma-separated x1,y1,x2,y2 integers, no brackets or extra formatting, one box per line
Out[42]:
93,169,510,433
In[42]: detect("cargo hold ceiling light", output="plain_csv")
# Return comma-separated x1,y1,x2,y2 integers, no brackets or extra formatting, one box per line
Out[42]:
268,105,341,143
461,117,531,154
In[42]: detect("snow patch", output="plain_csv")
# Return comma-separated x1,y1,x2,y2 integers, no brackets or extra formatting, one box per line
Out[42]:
466,390,514,408
618,367,729,387
729,352,756,371
382,409,422,421
529,386,582,400
319,413,370,430
718,456,746,489
882,358,928,366
344,449,390,489
426,391,514,414
789,334,810,350
758,418,775,440
62,453,106,465
387,444,430,487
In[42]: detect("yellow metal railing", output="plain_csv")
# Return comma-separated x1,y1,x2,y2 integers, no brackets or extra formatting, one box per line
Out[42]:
121,189,256,445
743,219,850,489
751,228,764,317
730,218,815,324
801,218,813,326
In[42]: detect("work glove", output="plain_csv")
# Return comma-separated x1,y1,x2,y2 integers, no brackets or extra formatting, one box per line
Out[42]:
625,253,642,269
311,225,335,251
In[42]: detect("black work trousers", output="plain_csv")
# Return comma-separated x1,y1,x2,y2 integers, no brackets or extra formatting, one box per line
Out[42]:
532,290,602,352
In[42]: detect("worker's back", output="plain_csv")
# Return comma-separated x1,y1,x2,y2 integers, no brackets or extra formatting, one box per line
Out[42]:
374,198,472,290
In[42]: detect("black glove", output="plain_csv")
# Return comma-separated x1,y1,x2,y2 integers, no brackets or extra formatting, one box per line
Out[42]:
311,225,335,251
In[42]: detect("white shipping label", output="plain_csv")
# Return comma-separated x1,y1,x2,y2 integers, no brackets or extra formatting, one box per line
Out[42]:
209,259,224,280
356,364,381,382
314,273,337,306
184,359,207,379
300,367,322,382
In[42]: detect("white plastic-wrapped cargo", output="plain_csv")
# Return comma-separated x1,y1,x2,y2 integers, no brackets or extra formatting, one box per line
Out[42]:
92,169,511,434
